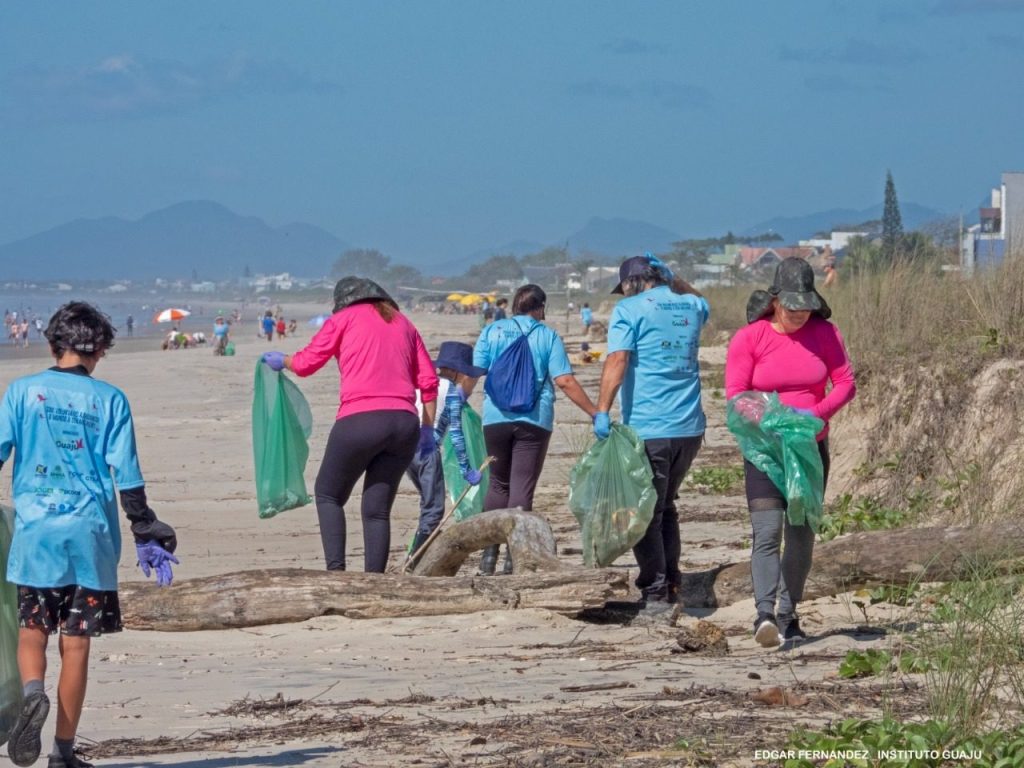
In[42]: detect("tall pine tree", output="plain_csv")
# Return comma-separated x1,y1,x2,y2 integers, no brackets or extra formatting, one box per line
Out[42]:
881,170,903,263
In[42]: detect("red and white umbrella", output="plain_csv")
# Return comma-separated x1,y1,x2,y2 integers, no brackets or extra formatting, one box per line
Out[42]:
153,308,191,323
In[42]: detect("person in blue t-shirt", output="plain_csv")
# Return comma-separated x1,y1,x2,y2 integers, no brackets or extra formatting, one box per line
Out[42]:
580,303,593,334
473,284,597,574
213,314,230,355
0,302,178,768
594,256,709,623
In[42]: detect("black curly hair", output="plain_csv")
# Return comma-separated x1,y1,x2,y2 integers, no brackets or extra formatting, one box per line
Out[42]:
44,301,116,358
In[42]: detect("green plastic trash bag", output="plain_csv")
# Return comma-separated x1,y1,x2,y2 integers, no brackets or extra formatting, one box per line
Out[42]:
252,363,314,519
568,424,657,567
0,505,22,746
726,391,825,531
441,404,490,522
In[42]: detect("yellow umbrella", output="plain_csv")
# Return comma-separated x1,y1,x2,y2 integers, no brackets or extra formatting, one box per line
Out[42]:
460,294,482,306
446,292,465,301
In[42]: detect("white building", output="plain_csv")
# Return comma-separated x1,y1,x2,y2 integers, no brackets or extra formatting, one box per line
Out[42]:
961,172,1024,273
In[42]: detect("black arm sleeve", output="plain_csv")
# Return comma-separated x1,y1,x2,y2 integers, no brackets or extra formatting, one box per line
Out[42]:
120,486,155,524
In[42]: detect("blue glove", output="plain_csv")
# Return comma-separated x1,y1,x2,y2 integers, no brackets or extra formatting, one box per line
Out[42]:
262,351,286,371
793,407,816,418
136,541,179,587
417,425,437,459
464,468,482,486
593,412,611,440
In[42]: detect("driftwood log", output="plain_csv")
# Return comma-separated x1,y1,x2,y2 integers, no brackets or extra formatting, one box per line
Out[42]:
678,522,1024,608
412,508,563,576
120,521,1024,630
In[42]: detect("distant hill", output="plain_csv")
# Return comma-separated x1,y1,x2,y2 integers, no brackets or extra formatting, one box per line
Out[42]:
429,239,546,276
0,201,347,281
566,216,680,259
742,202,946,243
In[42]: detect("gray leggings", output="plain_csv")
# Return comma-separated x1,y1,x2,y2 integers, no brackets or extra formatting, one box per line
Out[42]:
746,439,830,619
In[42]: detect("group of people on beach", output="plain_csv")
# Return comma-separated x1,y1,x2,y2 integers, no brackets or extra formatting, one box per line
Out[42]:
3,311,44,349
0,253,854,767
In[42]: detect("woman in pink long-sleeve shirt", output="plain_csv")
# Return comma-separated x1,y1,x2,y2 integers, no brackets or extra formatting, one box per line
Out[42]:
264,277,439,573
725,258,855,648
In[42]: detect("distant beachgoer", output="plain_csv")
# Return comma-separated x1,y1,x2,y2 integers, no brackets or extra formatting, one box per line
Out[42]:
261,312,274,342
125,315,134,337
822,264,837,289
20,320,30,348
287,319,297,336
493,298,508,322
276,317,287,339
580,303,593,334
34,317,44,337
213,316,229,355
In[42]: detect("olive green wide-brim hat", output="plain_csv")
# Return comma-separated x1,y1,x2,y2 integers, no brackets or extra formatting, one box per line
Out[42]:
745,257,831,324
332,277,398,313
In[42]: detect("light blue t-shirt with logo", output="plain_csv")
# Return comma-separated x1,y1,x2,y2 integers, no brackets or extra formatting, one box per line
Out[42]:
607,285,709,440
473,316,573,432
0,368,144,591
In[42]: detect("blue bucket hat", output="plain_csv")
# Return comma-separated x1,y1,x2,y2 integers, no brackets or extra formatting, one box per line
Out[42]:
434,341,487,378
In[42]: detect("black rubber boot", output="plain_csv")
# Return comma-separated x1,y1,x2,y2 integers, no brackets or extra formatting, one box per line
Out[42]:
479,544,498,575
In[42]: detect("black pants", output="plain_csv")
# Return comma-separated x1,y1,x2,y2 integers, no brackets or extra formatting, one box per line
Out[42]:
633,435,703,601
314,410,419,572
482,421,553,512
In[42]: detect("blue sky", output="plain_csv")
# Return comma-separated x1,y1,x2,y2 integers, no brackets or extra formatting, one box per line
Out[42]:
2,0,1023,266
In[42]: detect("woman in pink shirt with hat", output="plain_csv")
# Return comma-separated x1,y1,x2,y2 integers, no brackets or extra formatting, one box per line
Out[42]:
726,257,856,647
261,277,439,573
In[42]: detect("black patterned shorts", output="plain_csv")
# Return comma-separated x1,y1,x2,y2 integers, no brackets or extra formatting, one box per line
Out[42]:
17,584,123,637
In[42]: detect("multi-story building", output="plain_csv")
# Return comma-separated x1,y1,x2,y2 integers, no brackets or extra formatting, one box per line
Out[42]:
961,172,1024,273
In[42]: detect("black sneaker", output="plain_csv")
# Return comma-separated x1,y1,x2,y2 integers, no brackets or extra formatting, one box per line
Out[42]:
780,616,808,641
753,613,781,647
7,690,50,767
48,753,94,768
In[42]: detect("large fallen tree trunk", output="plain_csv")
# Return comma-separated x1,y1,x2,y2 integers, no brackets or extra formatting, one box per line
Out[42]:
120,522,1024,630
120,568,630,631
679,522,1024,608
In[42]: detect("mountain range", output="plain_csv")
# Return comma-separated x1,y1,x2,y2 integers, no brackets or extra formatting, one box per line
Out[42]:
0,199,949,282
0,201,347,282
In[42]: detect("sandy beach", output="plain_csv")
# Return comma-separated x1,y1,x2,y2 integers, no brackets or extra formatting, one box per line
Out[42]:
0,301,888,768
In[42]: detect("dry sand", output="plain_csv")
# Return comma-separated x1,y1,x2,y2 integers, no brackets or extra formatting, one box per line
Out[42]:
0,304,899,767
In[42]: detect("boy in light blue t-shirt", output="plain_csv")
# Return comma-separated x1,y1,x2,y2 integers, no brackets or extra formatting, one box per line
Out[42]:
0,302,179,768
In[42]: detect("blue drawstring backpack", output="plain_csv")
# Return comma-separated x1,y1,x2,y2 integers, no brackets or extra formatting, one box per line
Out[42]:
484,321,541,413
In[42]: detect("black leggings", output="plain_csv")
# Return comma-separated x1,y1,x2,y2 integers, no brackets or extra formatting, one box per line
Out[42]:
314,410,419,572
482,421,552,512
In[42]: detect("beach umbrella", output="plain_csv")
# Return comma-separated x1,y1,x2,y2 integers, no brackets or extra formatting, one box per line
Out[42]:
153,308,191,324
446,293,465,301
460,294,482,306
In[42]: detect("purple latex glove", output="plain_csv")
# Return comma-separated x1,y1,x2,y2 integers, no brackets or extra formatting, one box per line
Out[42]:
793,407,816,418
463,468,482,486
261,351,286,371
417,425,437,459
593,412,611,440
136,541,179,587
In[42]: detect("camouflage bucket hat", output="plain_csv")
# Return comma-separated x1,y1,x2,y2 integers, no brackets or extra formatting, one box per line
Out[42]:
332,277,397,313
745,257,831,323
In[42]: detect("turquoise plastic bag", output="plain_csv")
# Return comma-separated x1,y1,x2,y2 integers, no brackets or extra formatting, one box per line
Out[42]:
568,424,657,567
252,363,314,519
441,404,490,522
0,505,22,746
726,391,825,531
